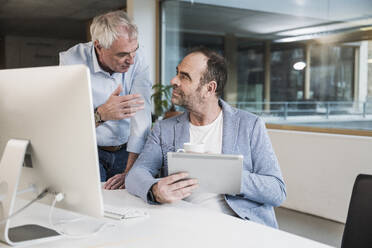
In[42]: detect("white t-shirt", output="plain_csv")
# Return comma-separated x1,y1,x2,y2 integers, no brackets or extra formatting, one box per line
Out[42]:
186,111,237,217
189,111,223,154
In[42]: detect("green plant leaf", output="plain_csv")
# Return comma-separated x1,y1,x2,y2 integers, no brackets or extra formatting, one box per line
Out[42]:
151,83,174,117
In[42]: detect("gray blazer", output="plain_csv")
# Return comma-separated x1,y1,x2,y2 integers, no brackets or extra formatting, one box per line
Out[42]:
126,100,286,228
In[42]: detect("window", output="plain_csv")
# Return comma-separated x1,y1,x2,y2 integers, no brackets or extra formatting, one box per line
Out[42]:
271,45,305,102
237,41,264,103
160,0,372,133
310,45,355,102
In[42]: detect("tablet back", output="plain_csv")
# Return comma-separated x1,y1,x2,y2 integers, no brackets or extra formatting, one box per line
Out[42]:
167,152,243,194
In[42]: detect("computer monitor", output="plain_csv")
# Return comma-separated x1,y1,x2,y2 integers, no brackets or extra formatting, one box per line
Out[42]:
0,65,104,246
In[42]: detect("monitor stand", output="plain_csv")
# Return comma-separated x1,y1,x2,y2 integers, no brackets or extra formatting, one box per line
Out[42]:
0,139,60,246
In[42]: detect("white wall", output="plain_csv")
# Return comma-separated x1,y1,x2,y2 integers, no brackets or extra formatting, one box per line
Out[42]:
127,0,157,84
268,129,372,223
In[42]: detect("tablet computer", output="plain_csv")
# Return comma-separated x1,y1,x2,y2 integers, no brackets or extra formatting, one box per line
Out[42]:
167,152,243,194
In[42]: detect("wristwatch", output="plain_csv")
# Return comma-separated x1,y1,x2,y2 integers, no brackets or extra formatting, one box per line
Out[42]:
147,186,158,203
94,108,105,125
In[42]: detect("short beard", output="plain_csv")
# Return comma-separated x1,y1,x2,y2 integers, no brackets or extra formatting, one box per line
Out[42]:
173,86,205,111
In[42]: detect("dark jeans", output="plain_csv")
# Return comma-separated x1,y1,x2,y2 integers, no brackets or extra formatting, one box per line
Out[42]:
98,147,129,182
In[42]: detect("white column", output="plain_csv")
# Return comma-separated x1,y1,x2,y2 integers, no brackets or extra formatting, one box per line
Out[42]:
304,43,311,100
368,41,372,101
127,0,158,84
357,41,368,102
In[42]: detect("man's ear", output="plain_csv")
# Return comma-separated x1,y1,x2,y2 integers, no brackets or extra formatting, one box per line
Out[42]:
206,81,217,96
94,40,103,54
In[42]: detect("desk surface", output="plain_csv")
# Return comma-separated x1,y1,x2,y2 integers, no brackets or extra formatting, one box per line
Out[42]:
2,189,333,248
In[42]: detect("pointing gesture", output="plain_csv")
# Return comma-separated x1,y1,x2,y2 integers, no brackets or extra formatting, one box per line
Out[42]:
97,84,145,121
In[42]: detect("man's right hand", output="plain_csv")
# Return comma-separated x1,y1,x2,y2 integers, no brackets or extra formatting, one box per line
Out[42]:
152,172,198,204
98,85,144,121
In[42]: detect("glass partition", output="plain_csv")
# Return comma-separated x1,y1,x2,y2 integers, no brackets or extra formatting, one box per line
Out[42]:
160,0,372,132
237,41,264,103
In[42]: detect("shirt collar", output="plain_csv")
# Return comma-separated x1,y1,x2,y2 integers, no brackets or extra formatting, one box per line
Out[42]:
91,45,110,75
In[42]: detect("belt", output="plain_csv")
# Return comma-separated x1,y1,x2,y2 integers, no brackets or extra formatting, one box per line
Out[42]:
98,143,127,152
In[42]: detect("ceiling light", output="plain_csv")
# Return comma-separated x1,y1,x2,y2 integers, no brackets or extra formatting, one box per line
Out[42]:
275,34,315,43
275,17,372,43
277,18,372,36
293,61,306,70
361,26,372,31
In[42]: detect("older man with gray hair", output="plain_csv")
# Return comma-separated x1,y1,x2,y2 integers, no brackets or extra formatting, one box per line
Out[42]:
60,10,152,188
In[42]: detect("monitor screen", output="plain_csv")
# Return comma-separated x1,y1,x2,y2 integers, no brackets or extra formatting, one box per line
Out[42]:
0,65,104,244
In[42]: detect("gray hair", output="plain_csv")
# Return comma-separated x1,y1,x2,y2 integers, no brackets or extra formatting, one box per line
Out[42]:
90,10,138,49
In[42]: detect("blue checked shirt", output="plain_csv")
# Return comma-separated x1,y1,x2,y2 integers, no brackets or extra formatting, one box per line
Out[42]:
59,42,152,153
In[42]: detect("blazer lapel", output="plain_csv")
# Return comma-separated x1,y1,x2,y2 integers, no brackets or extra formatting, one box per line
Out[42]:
174,112,190,151
221,100,240,154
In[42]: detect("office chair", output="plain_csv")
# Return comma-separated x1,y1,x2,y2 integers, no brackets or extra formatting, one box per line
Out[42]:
341,174,372,248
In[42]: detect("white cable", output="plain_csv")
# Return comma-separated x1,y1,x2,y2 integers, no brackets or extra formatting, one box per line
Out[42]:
48,193,115,239
53,216,85,226
0,188,49,224
48,193,85,225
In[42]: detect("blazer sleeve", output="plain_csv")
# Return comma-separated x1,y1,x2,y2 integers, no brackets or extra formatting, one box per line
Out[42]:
125,121,163,202
240,117,286,206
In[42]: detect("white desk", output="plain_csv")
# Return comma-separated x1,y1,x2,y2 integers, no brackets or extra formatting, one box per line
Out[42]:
2,190,333,248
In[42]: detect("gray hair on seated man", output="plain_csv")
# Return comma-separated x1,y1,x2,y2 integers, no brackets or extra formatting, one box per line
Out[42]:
90,10,138,49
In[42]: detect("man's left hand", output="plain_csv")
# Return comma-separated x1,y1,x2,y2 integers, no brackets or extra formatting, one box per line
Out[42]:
104,173,126,190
